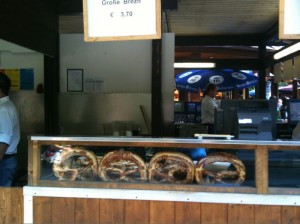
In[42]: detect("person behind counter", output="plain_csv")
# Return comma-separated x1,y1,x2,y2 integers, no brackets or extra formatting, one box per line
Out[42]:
201,83,219,134
0,72,20,186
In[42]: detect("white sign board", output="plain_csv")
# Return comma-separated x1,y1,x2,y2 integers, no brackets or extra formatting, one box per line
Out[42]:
279,0,300,39
83,0,161,42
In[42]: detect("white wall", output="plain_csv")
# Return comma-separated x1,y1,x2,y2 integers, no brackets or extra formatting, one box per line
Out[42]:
60,34,152,93
0,39,44,87
162,33,175,125
59,93,151,135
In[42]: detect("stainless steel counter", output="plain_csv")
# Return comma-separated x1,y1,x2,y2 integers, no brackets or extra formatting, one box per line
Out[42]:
28,136,300,146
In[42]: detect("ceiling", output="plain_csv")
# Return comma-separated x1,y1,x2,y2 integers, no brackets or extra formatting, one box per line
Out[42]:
59,0,283,65
166,0,279,35
59,0,279,37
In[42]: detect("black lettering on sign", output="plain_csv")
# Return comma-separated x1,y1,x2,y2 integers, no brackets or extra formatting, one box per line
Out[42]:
124,0,141,4
102,0,120,5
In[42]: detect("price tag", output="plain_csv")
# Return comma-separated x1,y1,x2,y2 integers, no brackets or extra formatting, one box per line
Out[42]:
83,0,161,41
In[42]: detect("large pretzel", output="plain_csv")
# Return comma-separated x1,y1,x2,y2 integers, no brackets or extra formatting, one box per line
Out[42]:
148,152,194,184
195,152,246,185
99,150,147,182
52,146,98,181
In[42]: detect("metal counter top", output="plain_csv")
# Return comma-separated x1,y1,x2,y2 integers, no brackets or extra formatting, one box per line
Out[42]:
28,136,300,147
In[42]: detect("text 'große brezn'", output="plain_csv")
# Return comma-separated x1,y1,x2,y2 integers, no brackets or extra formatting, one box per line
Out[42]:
102,0,141,5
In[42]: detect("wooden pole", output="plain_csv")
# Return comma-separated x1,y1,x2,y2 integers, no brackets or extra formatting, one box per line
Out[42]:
151,40,163,137
258,44,267,99
292,79,298,99
44,54,60,135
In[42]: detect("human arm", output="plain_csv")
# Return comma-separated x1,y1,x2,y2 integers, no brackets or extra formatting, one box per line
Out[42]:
0,109,13,159
0,143,8,160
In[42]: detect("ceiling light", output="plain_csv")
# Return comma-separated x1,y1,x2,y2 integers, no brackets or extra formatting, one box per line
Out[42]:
274,42,300,60
174,62,215,68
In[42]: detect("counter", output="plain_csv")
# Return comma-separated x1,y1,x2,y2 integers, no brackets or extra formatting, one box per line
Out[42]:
25,136,300,223
28,136,300,194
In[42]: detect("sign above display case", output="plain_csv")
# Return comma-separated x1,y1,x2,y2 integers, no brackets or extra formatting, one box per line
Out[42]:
83,0,161,42
279,0,300,39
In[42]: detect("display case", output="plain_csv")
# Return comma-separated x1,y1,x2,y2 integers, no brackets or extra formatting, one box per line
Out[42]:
28,136,300,195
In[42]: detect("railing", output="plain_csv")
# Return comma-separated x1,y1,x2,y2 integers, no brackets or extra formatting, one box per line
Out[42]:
27,136,300,195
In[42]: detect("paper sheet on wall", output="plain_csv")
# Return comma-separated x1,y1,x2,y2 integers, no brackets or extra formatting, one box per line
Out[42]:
4,69,20,90
20,69,34,90
0,69,34,91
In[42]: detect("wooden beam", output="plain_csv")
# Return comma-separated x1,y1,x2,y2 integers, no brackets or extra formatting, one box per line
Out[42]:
263,22,279,44
258,43,267,99
44,55,60,135
175,35,264,46
151,40,163,137
255,146,269,194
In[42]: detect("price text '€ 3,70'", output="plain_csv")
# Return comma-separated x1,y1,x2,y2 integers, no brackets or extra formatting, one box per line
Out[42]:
101,0,141,18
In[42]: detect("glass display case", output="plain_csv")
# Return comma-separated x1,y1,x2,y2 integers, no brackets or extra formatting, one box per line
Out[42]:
28,136,300,194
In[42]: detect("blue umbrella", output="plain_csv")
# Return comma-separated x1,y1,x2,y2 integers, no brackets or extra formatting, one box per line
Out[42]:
175,69,258,92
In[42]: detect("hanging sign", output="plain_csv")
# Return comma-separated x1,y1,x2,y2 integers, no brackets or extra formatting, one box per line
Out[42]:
279,0,300,39
83,0,161,42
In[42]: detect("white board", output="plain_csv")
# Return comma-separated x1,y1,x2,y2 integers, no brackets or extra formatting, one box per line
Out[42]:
83,0,161,42
279,0,300,39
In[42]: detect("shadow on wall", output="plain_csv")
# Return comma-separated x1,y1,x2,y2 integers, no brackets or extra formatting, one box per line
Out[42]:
10,91,45,182
59,93,151,136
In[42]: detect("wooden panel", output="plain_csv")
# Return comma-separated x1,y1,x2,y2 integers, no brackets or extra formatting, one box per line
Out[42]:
175,202,201,224
274,63,282,83
282,206,300,224
201,203,227,224
52,197,75,224
255,146,268,194
11,188,23,224
283,60,293,80
75,198,100,224
37,180,256,194
32,141,40,186
294,56,300,79
33,197,52,224
150,201,175,224
100,199,124,224
255,205,281,224
124,200,150,224
28,196,300,224
27,141,34,185
228,204,254,224
0,188,12,224
0,188,23,224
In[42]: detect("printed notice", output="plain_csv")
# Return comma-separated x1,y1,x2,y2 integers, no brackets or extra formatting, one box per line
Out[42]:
83,0,161,41
4,69,20,91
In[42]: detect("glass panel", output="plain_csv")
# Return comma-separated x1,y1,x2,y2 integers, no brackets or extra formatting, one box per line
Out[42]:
40,145,254,187
268,150,300,188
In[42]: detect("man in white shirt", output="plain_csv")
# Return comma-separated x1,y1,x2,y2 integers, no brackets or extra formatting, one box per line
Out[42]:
201,83,219,134
0,72,20,186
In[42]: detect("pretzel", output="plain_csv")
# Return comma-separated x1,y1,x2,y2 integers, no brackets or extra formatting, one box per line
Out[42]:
148,152,194,184
99,150,147,182
52,146,98,181
195,152,246,184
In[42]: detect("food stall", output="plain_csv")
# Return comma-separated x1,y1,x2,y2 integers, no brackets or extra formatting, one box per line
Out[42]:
24,136,300,223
